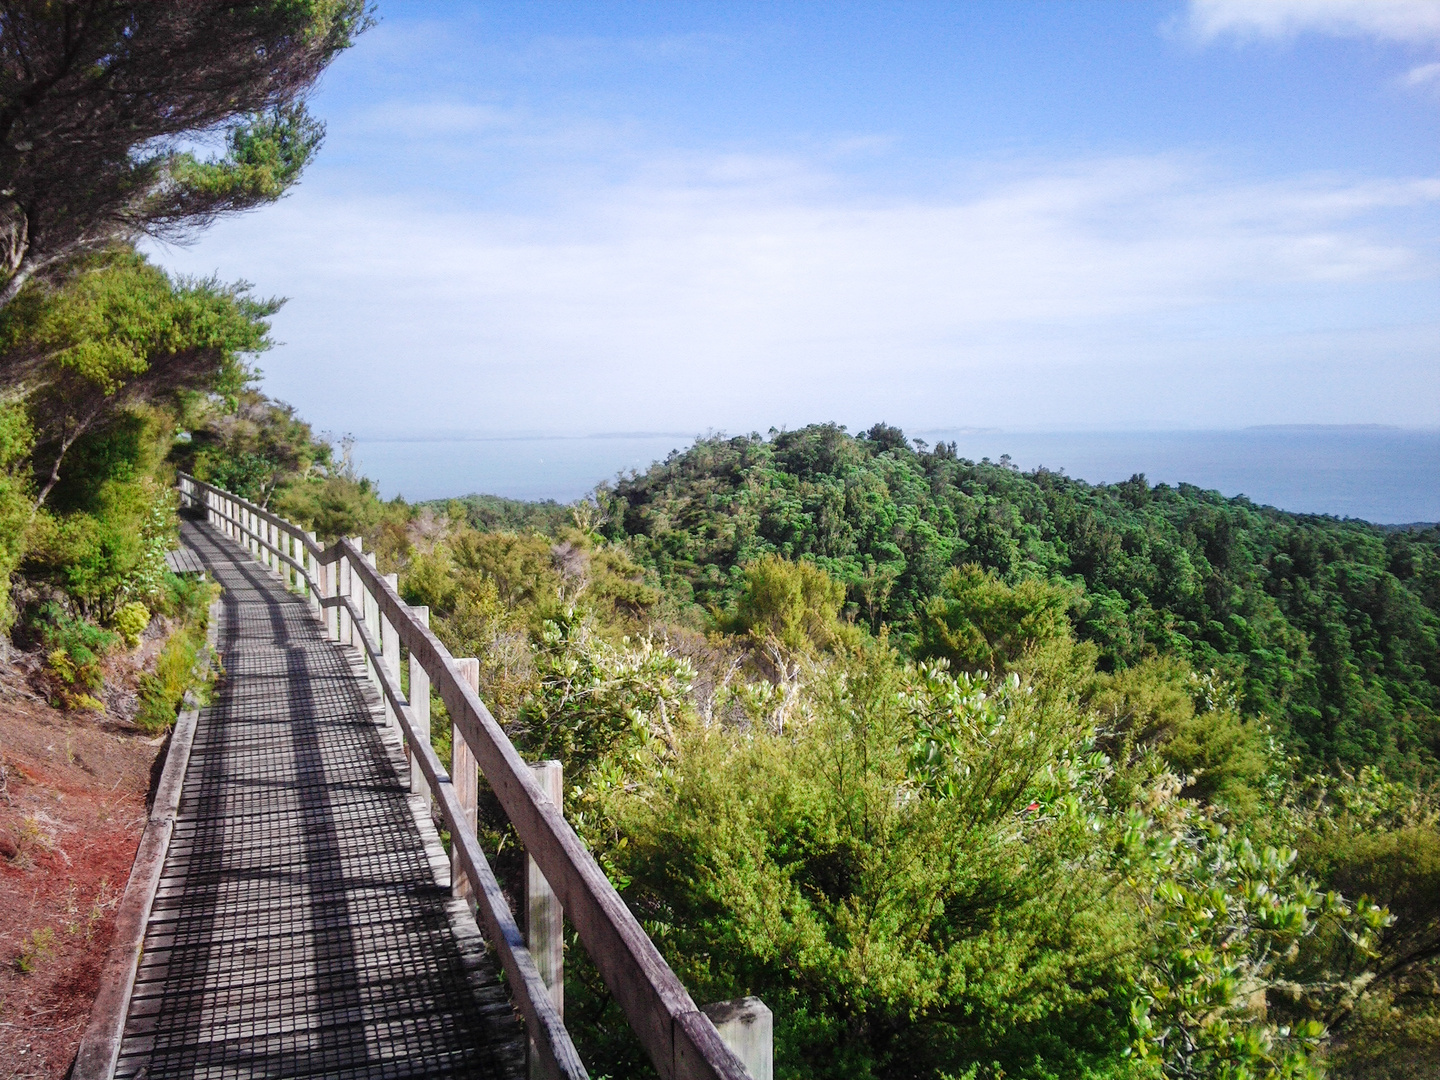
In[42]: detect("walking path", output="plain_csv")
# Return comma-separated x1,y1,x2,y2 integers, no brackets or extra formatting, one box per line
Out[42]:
112,519,524,1079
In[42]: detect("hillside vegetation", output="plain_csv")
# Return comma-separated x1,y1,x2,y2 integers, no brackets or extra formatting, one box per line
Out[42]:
11,353,1440,1079
161,411,1434,1080
602,424,1440,779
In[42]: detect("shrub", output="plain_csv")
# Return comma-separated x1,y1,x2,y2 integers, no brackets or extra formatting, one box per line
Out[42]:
153,570,216,624
723,554,847,653
15,927,57,974
584,648,1143,1080
1089,658,1274,815
113,601,151,647
514,608,692,784
0,401,33,631
199,449,278,503
913,564,1075,675
26,475,174,621
135,625,213,733
34,604,115,710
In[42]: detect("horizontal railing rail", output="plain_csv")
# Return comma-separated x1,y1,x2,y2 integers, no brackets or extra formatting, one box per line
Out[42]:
176,474,753,1080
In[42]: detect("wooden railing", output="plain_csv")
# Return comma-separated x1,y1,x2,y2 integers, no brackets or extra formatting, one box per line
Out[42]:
177,474,758,1080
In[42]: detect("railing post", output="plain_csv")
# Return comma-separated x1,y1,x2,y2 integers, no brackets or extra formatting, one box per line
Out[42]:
703,998,773,1080
337,547,352,646
408,606,431,809
527,759,565,1080
381,572,400,728
305,532,319,610
452,657,480,910
322,550,335,642
361,549,379,688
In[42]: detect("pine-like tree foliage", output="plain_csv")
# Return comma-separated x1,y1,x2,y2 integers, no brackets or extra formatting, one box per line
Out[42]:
0,0,373,304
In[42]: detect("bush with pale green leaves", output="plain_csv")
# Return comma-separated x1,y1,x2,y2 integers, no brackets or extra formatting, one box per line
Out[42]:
113,601,150,647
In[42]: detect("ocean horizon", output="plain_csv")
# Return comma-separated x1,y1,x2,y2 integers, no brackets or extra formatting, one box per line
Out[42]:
351,426,1440,526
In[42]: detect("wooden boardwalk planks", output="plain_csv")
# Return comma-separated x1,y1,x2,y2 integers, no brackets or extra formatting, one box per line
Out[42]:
114,521,525,1080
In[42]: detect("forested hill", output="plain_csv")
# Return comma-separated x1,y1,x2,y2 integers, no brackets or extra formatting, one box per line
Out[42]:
600,422,1440,775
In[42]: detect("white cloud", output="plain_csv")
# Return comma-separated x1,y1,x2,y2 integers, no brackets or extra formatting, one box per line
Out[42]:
1186,0,1440,43
1407,60,1440,84
148,153,1440,435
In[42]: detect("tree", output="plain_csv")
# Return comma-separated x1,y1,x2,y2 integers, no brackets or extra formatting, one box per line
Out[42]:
0,250,276,506
913,564,1075,675
724,554,848,653
0,1,372,305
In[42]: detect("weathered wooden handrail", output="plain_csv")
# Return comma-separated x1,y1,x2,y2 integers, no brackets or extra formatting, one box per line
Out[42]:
177,474,754,1080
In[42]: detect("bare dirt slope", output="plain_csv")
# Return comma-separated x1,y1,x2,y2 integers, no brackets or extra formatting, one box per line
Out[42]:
0,652,164,1079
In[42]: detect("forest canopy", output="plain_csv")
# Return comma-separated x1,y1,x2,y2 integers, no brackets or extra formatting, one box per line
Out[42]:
599,424,1440,779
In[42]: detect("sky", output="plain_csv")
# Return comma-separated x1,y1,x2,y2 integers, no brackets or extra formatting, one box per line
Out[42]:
148,0,1440,439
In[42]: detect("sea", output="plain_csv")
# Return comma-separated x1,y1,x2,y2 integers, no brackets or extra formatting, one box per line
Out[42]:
351,427,1440,526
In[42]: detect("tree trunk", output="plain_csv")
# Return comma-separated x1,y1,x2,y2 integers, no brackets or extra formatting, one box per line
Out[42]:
0,261,33,310
32,416,92,510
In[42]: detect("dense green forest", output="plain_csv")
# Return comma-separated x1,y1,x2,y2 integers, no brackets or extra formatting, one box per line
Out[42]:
4,5,1439,1079
602,424,1440,779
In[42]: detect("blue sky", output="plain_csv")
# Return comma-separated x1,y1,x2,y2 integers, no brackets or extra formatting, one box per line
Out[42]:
150,0,1440,438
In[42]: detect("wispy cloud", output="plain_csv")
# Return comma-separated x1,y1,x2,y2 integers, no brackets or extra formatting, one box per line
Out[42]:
1406,60,1440,85
1185,0,1440,44
151,150,1440,434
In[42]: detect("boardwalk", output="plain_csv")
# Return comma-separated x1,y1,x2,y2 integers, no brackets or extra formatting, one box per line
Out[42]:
113,519,525,1079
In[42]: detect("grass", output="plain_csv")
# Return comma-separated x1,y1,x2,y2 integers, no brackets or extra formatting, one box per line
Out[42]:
14,927,56,974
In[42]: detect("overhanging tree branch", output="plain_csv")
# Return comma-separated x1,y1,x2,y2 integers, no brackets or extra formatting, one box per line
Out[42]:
0,1,373,306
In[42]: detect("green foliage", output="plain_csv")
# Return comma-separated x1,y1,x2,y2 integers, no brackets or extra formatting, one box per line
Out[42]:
914,564,1075,674
0,1,372,304
33,604,116,710
204,451,281,504
132,574,218,732
0,250,278,518
1122,811,1386,1080
1090,659,1275,815
604,425,1440,778
273,472,389,542
515,609,693,783
1,251,268,397
153,569,218,625
1287,769,1440,1073
722,554,849,653
168,101,326,207
176,390,339,509
420,493,573,535
15,926,57,974
113,601,151,648
0,400,32,629
448,529,562,609
590,649,1142,1080
27,474,175,621
136,623,214,733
